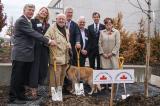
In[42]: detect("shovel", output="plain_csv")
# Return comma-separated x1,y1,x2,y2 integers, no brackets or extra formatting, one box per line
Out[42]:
116,57,130,99
74,47,85,96
51,49,63,101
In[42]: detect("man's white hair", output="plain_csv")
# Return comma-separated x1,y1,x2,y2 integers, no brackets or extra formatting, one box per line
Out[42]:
56,13,66,19
77,16,85,22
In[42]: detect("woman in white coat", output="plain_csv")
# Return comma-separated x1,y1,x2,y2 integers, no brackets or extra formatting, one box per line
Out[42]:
99,17,120,69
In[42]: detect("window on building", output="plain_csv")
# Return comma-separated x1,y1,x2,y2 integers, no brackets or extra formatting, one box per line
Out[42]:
54,0,63,9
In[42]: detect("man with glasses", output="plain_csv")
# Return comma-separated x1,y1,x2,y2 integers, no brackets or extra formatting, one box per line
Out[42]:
77,16,89,66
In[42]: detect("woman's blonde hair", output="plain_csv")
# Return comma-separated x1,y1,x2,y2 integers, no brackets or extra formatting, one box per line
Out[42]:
35,7,49,24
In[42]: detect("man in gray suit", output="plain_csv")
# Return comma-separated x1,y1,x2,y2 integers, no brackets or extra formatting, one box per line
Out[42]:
8,4,56,104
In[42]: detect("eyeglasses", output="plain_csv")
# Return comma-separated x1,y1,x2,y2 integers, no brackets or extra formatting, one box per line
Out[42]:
80,22,85,23
104,20,112,24
104,22,112,25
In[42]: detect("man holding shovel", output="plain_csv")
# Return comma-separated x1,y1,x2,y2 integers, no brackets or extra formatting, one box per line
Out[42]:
44,13,71,101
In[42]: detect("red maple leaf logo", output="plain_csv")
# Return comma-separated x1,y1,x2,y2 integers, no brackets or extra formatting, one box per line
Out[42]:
120,75,127,80
100,75,107,80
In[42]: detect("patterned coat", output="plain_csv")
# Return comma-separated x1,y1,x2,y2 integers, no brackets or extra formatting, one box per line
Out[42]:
45,23,70,65
99,28,120,69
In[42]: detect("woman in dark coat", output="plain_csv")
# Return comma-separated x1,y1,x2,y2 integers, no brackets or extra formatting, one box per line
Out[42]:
29,7,50,99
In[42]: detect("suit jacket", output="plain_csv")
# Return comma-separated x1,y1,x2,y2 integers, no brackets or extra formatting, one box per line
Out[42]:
69,20,81,47
11,15,49,62
88,23,105,51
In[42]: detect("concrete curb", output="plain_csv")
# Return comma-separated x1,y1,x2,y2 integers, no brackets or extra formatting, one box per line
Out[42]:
0,63,151,86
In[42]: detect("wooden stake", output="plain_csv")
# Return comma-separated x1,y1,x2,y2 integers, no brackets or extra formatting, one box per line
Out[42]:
110,83,115,106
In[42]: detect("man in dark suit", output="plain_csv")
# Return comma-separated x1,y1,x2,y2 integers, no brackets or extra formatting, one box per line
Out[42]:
63,7,81,94
77,16,89,67
9,4,56,104
65,7,81,66
88,12,105,69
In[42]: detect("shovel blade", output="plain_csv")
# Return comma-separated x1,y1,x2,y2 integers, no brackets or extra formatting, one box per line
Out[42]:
75,83,85,96
51,86,63,101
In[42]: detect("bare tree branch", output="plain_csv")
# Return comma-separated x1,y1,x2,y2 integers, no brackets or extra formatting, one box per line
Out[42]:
137,0,148,15
144,0,149,4
128,0,148,11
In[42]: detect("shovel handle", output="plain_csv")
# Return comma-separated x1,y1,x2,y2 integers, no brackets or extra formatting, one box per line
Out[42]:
50,47,57,72
50,47,57,87
75,47,81,67
119,57,124,69
54,61,57,72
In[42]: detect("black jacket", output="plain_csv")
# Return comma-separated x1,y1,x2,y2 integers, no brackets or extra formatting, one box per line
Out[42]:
31,19,50,35
88,23,105,51
31,19,50,44
69,20,81,47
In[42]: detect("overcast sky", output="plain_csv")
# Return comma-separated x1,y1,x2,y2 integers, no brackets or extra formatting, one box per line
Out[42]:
1,0,159,36
2,0,51,22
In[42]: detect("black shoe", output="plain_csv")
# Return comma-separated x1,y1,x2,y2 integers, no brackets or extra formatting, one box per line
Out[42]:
18,96,34,101
8,99,26,104
24,95,40,101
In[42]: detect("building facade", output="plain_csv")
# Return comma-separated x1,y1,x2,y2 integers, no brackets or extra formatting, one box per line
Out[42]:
48,0,160,32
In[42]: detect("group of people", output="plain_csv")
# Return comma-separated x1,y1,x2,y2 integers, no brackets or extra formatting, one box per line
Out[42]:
8,3,120,104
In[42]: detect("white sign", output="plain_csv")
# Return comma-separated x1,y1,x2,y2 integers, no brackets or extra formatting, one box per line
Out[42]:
93,69,134,84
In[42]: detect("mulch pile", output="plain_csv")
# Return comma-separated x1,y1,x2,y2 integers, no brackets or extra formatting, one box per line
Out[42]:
40,93,160,106
116,93,160,106
1,84,160,106
40,95,109,106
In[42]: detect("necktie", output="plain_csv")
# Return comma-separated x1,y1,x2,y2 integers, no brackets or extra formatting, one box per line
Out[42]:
29,21,32,28
95,24,98,33
95,24,98,37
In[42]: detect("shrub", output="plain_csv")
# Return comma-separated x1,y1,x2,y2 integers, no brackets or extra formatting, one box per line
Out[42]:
113,13,160,65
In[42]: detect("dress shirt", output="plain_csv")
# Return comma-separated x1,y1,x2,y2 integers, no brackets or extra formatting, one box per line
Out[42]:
80,29,86,49
94,23,100,32
66,20,71,29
